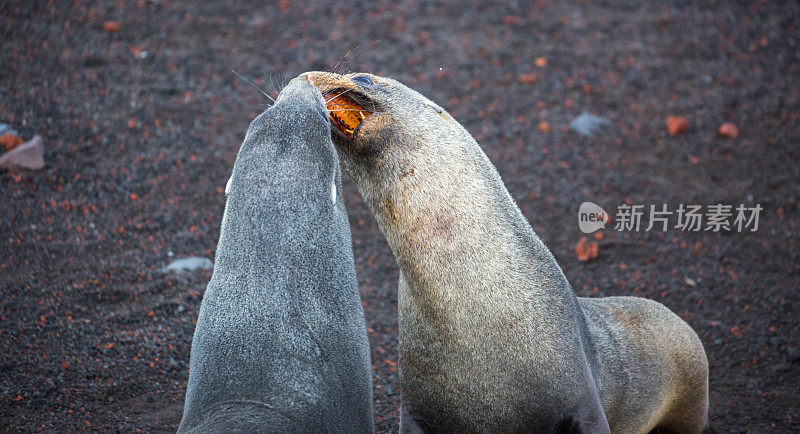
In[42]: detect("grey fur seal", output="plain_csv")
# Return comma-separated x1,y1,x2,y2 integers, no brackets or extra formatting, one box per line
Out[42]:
306,71,711,433
178,77,374,433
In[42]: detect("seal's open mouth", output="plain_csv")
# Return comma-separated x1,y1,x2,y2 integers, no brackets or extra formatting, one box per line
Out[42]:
323,88,373,139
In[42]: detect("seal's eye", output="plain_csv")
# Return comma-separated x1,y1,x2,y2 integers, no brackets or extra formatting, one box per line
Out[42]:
352,75,373,86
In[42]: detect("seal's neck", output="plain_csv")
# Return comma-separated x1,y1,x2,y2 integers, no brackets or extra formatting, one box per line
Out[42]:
212,139,340,284
360,132,574,313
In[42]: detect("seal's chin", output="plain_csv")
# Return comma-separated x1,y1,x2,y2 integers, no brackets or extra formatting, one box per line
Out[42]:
323,88,373,141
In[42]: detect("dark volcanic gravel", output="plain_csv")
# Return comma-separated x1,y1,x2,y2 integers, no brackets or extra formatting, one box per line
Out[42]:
2,1,799,432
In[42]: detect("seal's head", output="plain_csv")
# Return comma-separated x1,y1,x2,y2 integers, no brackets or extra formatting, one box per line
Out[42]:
244,76,331,161
303,72,468,179
226,75,343,208
303,71,496,252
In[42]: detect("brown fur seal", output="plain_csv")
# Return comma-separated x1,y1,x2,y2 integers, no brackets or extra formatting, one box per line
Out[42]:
305,71,712,433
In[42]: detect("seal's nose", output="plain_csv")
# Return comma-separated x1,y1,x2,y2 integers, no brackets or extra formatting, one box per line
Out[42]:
296,72,313,86
271,76,329,126
275,76,320,103
302,71,335,90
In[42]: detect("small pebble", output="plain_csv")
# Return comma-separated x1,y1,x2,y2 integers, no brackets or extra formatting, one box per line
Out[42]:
569,112,609,137
718,122,739,138
163,257,214,272
0,123,17,136
0,133,23,151
0,135,45,171
102,21,121,33
574,237,600,261
666,115,688,136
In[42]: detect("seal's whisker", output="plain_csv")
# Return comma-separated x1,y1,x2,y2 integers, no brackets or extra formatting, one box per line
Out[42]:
321,87,345,99
321,88,339,97
325,89,353,104
332,47,357,75
330,55,345,75
327,55,341,74
267,74,278,98
231,69,276,104
270,72,290,100
267,72,285,100
342,46,364,75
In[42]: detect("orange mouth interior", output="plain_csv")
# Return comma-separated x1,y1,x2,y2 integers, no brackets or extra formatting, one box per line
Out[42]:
324,89,372,139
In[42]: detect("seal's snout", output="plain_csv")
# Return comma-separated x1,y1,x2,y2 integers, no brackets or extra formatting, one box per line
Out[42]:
270,76,329,126
275,76,324,107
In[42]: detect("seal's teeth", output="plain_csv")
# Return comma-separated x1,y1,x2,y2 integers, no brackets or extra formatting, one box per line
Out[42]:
323,90,372,139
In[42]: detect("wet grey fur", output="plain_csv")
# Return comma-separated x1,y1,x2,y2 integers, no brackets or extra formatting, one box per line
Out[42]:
177,78,374,433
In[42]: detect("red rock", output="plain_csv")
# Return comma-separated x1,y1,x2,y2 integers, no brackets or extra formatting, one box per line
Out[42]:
102,21,121,33
666,115,688,136
718,122,739,138
0,133,23,151
0,135,45,171
518,72,540,85
575,237,599,262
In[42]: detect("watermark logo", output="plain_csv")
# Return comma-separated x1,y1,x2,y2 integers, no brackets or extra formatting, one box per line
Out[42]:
578,202,762,233
578,202,610,233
